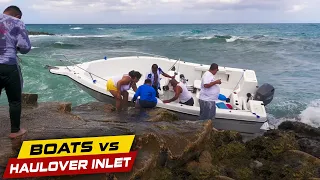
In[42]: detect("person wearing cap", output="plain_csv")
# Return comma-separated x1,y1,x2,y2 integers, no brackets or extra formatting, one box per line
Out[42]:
163,78,194,106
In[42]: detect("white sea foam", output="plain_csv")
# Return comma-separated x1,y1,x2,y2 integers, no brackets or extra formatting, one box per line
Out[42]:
31,46,39,49
62,34,112,38
185,35,243,42
54,41,64,45
299,99,320,128
226,36,242,42
70,27,83,30
271,99,320,128
199,36,215,40
29,35,51,38
63,35,87,38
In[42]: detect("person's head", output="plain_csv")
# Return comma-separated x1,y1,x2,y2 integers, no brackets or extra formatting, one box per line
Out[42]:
209,63,219,75
151,64,158,73
169,78,179,87
129,70,142,83
3,6,22,19
144,79,152,86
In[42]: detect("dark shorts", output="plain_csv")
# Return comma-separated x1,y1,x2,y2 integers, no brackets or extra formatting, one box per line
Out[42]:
139,100,157,108
180,97,194,106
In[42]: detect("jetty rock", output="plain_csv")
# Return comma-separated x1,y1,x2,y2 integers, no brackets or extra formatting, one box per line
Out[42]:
27,31,55,36
0,100,319,180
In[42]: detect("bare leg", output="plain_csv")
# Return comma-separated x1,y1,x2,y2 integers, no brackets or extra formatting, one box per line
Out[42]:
110,90,122,111
121,91,128,111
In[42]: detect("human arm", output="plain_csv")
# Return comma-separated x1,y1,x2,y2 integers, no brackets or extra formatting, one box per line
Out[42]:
132,87,141,102
163,86,182,103
203,79,221,88
202,73,221,88
132,82,138,92
159,67,174,79
116,76,131,98
16,22,31,54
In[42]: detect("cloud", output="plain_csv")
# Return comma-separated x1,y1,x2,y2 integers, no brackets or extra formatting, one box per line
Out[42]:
29,0,294,12
23,0,318,23
0,0,12,3
287,4,307,12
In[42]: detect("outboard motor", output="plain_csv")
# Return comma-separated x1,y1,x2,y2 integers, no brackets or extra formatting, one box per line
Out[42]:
254,83,275,106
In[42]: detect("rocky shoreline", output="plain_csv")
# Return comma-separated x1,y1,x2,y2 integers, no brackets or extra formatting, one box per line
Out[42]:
0,94,319,180
28,31,55,36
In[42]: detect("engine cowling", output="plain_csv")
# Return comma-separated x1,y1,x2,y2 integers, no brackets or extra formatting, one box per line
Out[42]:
254,83,275,106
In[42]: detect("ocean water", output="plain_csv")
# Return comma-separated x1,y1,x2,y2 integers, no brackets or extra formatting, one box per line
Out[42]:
0,24,319,128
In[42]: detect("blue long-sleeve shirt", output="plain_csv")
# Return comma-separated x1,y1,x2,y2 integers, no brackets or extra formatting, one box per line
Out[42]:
0,14,31,65
132,84,157,103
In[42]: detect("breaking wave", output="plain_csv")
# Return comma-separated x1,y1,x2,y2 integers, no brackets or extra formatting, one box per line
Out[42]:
52,42,81,49
29,35,51,38
184,35,243,42
70,27,83,30
299,99,320,128
269,99,320,128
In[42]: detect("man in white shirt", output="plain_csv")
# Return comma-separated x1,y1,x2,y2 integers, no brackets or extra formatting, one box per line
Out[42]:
163,78,194,106
199,63,221,120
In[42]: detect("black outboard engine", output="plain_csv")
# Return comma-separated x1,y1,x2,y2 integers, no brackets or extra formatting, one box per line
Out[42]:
254,83,275,106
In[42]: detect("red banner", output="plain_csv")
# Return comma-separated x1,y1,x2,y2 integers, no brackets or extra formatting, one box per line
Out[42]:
3,152,137,179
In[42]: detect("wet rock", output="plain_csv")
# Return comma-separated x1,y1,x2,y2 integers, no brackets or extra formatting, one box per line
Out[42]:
245,130,299,160
28,31,55,36
186,160,218,180
147,109,179,122
129,120,214,180
288,150,320,165
249,160,263,169
57,102,72,113
22,93,38,107
1,102,320,180
278,121,320,157
255,150,320,180
298,138,320,158
199,151,212,164
104,104,116,112
278,121,320,138
214,176,235,180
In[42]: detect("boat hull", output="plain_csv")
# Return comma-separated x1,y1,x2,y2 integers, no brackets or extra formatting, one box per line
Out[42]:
72,80,266,136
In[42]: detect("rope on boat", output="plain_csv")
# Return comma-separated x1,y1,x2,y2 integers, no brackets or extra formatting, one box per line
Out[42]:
231,70,245,93
52,54,109,83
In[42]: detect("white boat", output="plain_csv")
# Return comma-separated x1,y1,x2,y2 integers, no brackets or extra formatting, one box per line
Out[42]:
48,54,274,135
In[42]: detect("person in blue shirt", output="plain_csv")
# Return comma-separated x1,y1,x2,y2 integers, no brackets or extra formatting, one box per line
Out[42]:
132,79,157,108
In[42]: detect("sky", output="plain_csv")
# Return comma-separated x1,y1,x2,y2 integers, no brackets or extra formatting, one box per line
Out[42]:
0,0,318,24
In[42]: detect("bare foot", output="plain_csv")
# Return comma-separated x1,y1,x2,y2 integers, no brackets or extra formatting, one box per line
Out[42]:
9,128,27,139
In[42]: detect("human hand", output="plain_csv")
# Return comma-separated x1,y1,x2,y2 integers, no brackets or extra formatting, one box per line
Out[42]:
216,79,222,84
